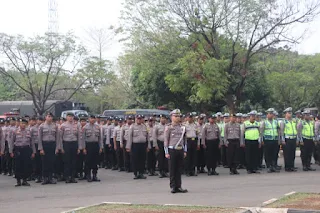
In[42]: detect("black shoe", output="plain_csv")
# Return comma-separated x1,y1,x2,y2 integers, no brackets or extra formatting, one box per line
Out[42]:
22,180,30,186
253,170,260,174
111,167,118,171
15,179,22,187
291,168,297,172
186,173,191,177
267,168,273,173
159,172,165,178
66,178,72,183
293,167,298,171
192,172,198,176
233,170,239,175
8,172,13,176
118,168,125,172
176,188,188,193
26,177,32,181
212,170,219,176
285,168,292,172
70,178,78,183
92,175,101,182
171,188,176,193
35,178,42,183
303,167,308,171
139,174,147,179
42,178,50,185
307,167,316,171
133,175,139,180
223,165,229,168
49,178,57,184
87,175,92,182
247,170,253,174
75,173,79,178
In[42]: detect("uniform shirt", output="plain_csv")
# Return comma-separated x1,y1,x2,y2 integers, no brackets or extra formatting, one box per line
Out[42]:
315,121,320,141
280,119,297,141
201,123,221,145
101,124,109,142
152,123,166,149
113,125,121,142
259,119,280,141
60,121,80,150
297,120,314,140
82,123,103,149
126,123,148,149
0,127,4,153
78,125,86,150
120,124,131,146
38,122,59,151
7,126,17,142
184,121,197,138
147,124,155,149
2,125,10,142
224,122,243,145
106,124,115,145
9,127,36,153
164,123,187,154
196,123,204,145
30,124,40,145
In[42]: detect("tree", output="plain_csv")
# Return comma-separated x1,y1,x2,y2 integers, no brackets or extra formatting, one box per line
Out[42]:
0,33,88,115
120,0,320,112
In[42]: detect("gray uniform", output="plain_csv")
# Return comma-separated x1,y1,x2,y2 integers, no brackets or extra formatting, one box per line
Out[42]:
120,124,130,147
9,128,35,153
201,123,221,144
82,123,103,149
113,125,121,142
0,127,4,153
315,121,320,141
152,123,166,148
164,124,187,152
60,122,81,150
38,122,59,151
101,124,109,145
106,124,115,145
30,125,40,145
126,124,148,149
224,122,242,145
147,124,155,149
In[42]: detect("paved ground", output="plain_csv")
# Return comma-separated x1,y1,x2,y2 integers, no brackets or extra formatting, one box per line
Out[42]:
0,158,319,213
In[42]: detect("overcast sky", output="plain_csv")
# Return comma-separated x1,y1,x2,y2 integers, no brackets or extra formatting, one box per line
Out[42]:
1,0,320,61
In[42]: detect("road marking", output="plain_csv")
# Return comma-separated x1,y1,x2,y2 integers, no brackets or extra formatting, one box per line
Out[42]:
262,198,278,206
284,191,296,196
102,202,132,205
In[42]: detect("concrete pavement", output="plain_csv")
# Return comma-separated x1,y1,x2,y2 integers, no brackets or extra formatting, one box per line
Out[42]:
0,160,319,213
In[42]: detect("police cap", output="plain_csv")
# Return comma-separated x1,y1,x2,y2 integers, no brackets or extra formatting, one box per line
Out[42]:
283,107,292,113
266,108,275,113
170,109,181,116
20,118,28,123
89,114,96,119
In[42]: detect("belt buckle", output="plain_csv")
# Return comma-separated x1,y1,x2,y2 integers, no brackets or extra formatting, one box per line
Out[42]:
191,138,195,141
176,146,183,150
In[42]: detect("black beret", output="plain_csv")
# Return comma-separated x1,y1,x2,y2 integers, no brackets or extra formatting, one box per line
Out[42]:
37,116,44,121
46,112,54,117
126,115,134,120
7,117,16,121
74,116,79,121
66,112,74,116
0,118,4,124
89,114,96,119
136,114,143,119
30,116,37,121
107,116,114,121
20,118,28,123
119,118,124,122
148,117,153,121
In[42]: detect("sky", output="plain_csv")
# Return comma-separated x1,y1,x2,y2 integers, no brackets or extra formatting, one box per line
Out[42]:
0,0,320,62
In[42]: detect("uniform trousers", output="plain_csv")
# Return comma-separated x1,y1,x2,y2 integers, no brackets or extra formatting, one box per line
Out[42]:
33,144,42,178
227,139,240,170
185,138,197,174
264,140,278,168
109,139,117,168
245,140,259,171
300,138,315,168
123,140,131,171
1,141,9,173
283,138,296,169
315,142,320,164
14,146,32,180
205,139,220,170
131,142,147,175
157,140,168,173
103,138,111,168
168,148,184,189
85,142,100,175
197,139,206,170
221,144,228,166
41,142,56,178
147,147,157,172
76,149,85,175
238,147,246,167
259,144,264,166
54,152,64,177
116,141,124,169
63,141,78,178
6,141,13,174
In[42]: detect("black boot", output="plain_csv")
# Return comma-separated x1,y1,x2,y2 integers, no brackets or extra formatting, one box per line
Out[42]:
15,179,22,187
22,179,30,186
92,174,100,182
42,177,50,185
79,173,85,180
65,177,72,183
139,172,147,179
87,174,92,182
70,177,78,183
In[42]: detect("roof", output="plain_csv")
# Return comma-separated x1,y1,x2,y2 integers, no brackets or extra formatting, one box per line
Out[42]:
0,100,66,106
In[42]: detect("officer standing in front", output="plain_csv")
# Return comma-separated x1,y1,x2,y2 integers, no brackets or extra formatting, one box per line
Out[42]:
120,115,134,173
202,114,221,175
153,114,168,178
82,115,103,182
126,114,148,180
60,112,81,183
280,107,298,172
297,110,316,171
113,117,125,171
30,116,43,183
9,118,35,187
315,114,320,165
260,108,280,173
147,117,158,176
38,112,59,185
164,109,188,194
196,114,206,174
243,111,261,174
224,114,242,175
184,113,198,177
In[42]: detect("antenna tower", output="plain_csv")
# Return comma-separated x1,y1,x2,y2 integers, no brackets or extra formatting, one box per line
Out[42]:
48,0,59,34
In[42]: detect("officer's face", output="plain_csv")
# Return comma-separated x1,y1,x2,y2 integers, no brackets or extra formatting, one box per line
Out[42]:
30,120,36,126
188,117,194,123
114,120,119,125
10,120,15,126
198,118,204,124
236,117,241,123
80,120,86,126
20,122,27,129
286,112,292,119
67,115,73,122
46,115,53,122
267,113,273,119
230,116,236,122
209,118,215,123
37,120,43,125
224,117,230,123
160,117,167,124
305,114,310,120
249,115,255,122
127,119,133,125
171,114,180,123
136,118,143,124
89,118,96,124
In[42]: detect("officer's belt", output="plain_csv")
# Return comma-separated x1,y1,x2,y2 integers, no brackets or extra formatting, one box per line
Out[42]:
285,136,297,139
168,145,183,150
42,141,56,144
187,137,197,141
302,136,313,140
14,145,30,148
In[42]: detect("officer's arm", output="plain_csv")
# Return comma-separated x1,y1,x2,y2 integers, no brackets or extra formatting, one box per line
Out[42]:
38,125,43,151
82,125,86,149
59,125,65,152
99,127,103,149
218,126,222,145
152,125,158,149
279,122,285,141
55,125,60,152
224,123,228,145
259,121,265,139
30,131,36,154
315,122,320,141
0,129,4,154
126,126,133,150
201,125,206,144
120,127,124,146
77,125,81,150
240,123,244,146
164,126,170,154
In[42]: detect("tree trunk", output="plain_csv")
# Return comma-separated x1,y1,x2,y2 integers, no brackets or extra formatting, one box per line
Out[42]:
225,94,236,114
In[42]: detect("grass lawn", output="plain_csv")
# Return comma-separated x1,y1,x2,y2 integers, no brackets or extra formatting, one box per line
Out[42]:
267,193,320,210
72,204,240,213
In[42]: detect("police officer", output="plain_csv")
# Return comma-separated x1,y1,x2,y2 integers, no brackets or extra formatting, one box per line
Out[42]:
315,114,320,165
7,117,17,176
236,113,246,169
0,119,5,174
184,113,198,177
101,117,111,169
107,117,117,170
260,108,280,173
202,114,221,175
30,116,43,183
297,110,316,171
220,113,229,168
76,115,87,180
9,118,35,187
1,118,10,175
60,112,81,183
126,114,148,180
83,115,103,182
225,114,242,175
243,111,261,174
38,112,59,184
153,114,168,178
164,109,188,193
121,115,134,173
280,107,298,172
147,117,158,176
196,114,206,174
113,117,125,171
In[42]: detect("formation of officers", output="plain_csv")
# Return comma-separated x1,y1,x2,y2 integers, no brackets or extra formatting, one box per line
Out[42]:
0,107,319,194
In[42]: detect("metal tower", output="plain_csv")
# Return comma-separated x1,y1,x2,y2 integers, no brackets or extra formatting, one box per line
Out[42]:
48,0,59,33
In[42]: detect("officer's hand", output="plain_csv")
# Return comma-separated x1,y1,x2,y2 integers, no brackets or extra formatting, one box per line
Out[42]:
261,141,264,146
0,152,3,156
83,149,87,155
281,141,286,146
300,142,304,146
40,150,45,155
165,154,170,159
55,150,59,155
99,148,103,154
60,149,65,154
108,144,111,148
259,144,261,148
126,148,130,152
155,147,159,151
120,144,123,149
77,149,80,154
31,153,35,159
225,144,228,147
147,148,150,152
114,146,117,151
10,153,14,158
240,144,245,148
218,144,221,148
197,145,200,150
184,152,187,158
